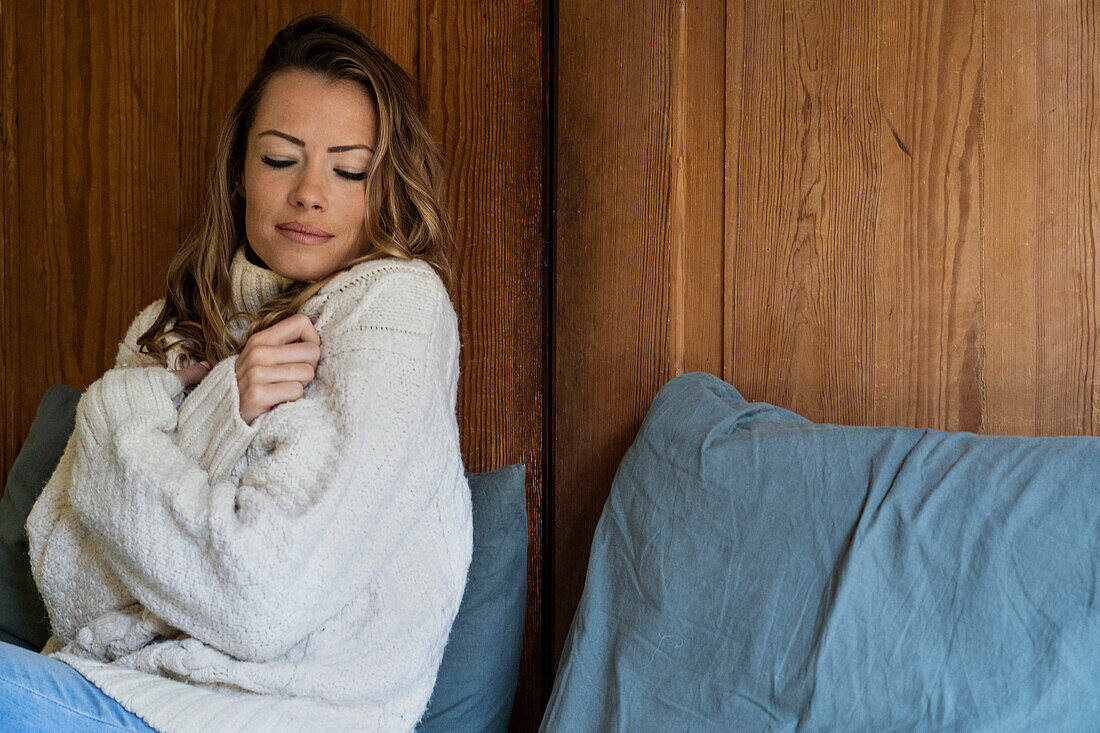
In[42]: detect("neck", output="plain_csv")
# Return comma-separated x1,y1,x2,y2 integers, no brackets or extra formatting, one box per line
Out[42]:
244,241,270,270
229,244,295,316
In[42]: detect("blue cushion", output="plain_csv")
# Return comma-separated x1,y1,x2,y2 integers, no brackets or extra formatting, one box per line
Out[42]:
542,371,1100,730
417,462,527,732
1,384,527,732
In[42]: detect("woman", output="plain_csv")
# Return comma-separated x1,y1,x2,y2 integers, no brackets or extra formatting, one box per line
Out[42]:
7,12,472,732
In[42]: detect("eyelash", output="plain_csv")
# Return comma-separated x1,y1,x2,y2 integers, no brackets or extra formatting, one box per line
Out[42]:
261,156,366,181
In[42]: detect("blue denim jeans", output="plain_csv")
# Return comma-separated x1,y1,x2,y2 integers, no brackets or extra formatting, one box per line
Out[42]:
0,640,157,732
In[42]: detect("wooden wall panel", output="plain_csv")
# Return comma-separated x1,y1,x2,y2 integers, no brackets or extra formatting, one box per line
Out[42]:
730,0,985,429
553,0,671,667
1,2,179,492
418,3,546,729
553,0,725,666
0,0,16,481
985,1,1100,436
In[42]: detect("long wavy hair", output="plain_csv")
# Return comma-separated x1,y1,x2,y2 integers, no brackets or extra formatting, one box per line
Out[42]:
137,12,454,369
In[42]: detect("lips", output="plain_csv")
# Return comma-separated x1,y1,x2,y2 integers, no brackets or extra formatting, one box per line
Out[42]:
277,221,333,237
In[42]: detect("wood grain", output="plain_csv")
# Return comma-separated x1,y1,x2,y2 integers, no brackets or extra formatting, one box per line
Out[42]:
678,1,727,380
1,1,178,486
730,0,985,430
985,0,1100,436
417,3,546,727
554,0,670,669
0,0,17,486
871,0,986,431
553,0,726,670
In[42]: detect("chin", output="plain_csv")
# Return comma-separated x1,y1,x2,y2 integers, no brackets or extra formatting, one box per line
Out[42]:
261,254,320,282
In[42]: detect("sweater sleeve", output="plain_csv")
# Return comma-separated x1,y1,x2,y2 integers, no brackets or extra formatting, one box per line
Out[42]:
112,296,254,478
25,299,171,644
25,438,137,644
66,269,453,663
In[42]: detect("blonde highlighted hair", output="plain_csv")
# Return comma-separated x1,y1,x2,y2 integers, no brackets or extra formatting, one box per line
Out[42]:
138,12,454,369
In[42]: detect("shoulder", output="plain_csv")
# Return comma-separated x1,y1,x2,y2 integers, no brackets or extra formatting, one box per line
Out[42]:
316,256,444,305
305,258,453,342
115,298,167,368
130,298,166,331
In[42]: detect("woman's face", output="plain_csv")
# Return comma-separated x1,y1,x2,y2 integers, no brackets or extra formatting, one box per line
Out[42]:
239,70,379,281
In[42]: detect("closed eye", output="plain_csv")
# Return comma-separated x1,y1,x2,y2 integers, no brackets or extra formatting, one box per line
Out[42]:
261,156,293,169
261,156,365,181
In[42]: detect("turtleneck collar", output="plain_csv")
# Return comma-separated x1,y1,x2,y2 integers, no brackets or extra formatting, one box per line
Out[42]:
229,244,295,315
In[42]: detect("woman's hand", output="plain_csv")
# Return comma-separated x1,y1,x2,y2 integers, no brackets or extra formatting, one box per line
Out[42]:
140,359,211,388
235,313,321,425
173,360,211,388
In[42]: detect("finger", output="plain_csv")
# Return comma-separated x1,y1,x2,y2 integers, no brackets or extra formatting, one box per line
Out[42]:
246,380,305,410
251,313,320,348
247,342,321,367
173,361,212,388
244,362,315,387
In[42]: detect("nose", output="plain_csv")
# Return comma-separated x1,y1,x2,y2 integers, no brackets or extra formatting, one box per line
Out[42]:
289,163,326,210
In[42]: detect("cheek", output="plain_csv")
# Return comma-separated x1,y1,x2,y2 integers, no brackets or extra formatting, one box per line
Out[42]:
243,166,280,205
337,189,369,229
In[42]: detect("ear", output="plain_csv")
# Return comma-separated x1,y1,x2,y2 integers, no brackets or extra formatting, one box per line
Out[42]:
235,180,246,199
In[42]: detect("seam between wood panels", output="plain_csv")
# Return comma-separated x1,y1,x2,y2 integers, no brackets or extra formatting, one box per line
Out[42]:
721,0,728,383
176,0,181,254
541,0,558,709
669,0,686,381
976,0,988,433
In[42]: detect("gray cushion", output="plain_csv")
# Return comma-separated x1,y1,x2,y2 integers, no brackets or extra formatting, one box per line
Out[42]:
0,384,80,650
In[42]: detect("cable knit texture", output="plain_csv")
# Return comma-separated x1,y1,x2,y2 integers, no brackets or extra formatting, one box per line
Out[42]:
24,246,473,732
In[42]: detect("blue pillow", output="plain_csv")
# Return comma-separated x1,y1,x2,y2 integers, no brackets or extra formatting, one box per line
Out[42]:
417,462,527,732
543,371,1100,730
0,384,527,733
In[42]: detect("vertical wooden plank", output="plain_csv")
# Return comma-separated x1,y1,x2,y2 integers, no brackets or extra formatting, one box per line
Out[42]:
1,1,178,486
985,1,1100,436
418,3,546,728
730,0,984,431
872,0,986,430
554,0,673,667
554,0,725,669
678,1,726,379
725,0,743,385
733,0,880,422
0,0,19,485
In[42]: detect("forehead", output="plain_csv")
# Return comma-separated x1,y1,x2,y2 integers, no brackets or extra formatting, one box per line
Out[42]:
251,70,378,143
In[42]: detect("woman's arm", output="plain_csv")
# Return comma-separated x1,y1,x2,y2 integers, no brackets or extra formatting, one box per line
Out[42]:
66,268,457,663
26,298,170,644
26,443,137,644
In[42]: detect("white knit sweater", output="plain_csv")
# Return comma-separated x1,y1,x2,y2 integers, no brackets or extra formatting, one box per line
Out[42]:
24,246,473,732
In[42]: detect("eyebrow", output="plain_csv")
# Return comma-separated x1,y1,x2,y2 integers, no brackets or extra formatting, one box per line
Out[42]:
257,129,375,154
